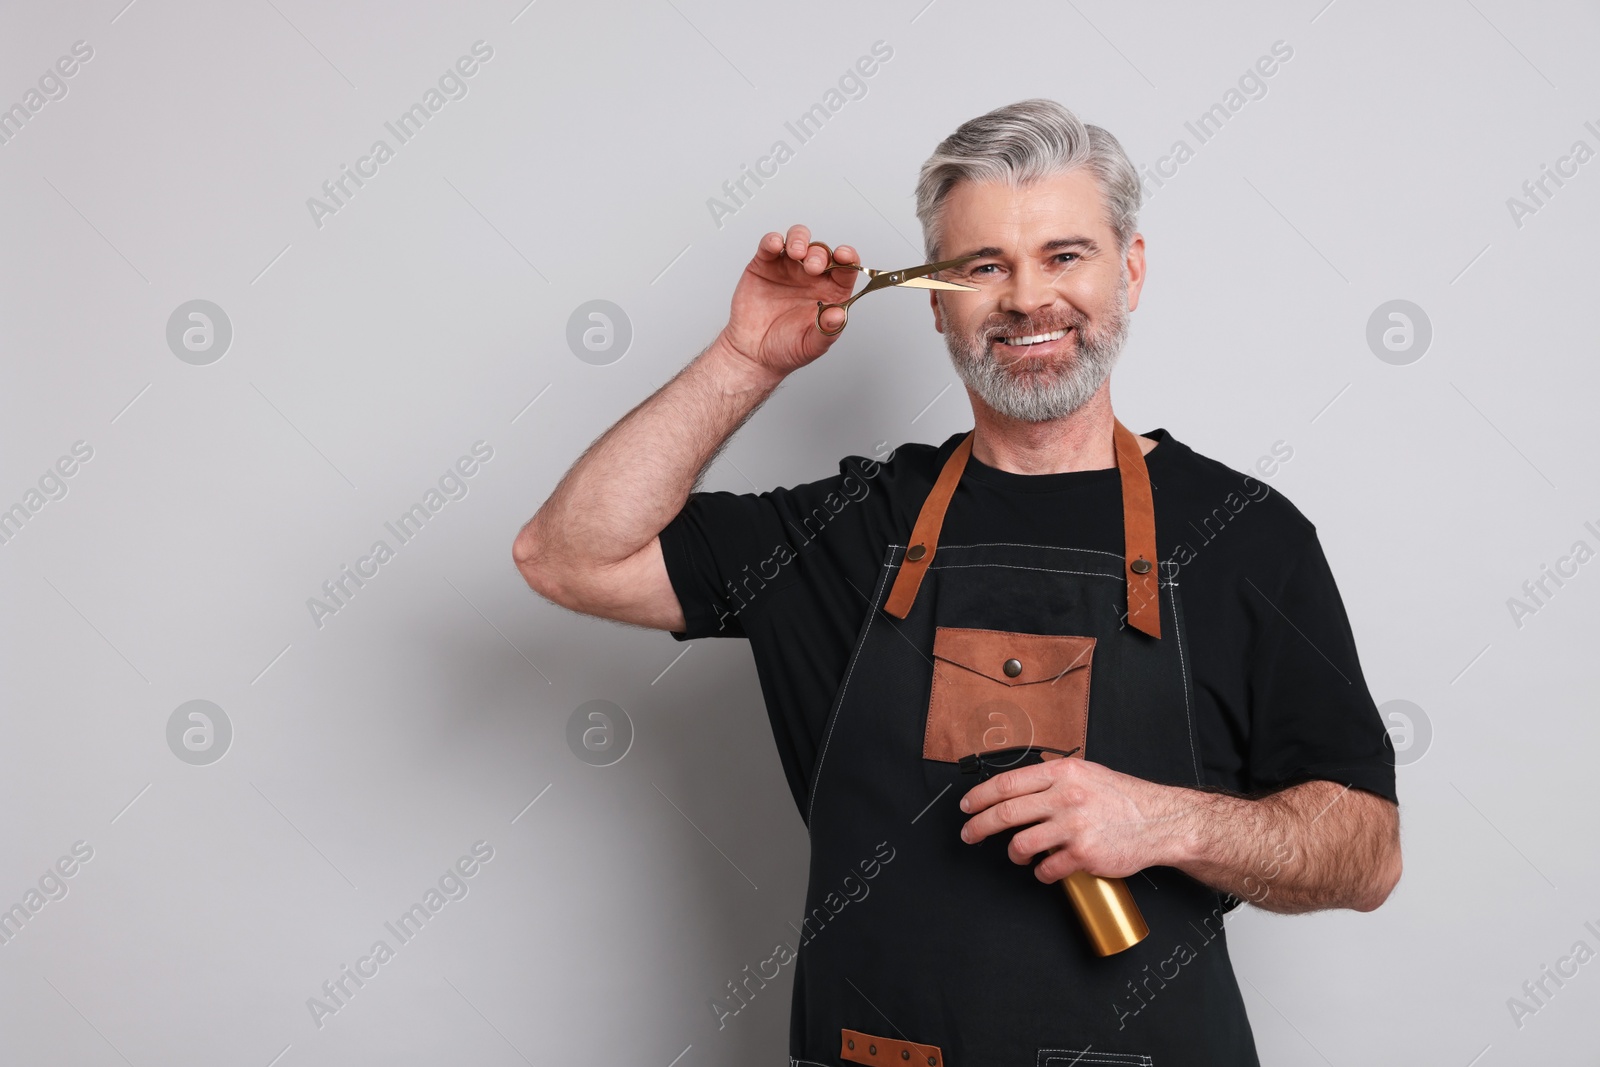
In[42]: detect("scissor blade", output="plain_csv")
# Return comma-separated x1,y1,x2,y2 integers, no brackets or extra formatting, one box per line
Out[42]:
858,252,984,297
894,277,979,291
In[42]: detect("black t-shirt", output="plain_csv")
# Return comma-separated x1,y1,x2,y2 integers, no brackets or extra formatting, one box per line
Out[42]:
658,428,1397,818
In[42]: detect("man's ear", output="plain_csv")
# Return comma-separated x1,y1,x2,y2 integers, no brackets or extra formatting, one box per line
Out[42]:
1125,232,1147,314
930,291,946,334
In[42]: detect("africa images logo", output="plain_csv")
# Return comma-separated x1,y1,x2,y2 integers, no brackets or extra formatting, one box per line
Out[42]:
305,441,494,629
305,41,494,230
705,40,893,230
305,841,495,1029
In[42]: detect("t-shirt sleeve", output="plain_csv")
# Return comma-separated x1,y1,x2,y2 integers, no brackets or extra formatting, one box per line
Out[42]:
655,454,891,643
657,488,793,641
1245,532,1397,803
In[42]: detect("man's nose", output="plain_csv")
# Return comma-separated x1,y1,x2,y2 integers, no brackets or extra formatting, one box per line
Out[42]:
996,260,1060,319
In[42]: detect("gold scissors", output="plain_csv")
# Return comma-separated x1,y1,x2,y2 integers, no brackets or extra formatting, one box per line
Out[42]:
808,241,982,336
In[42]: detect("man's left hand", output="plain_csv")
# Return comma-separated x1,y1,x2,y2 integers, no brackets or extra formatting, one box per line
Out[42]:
958,756,1192,883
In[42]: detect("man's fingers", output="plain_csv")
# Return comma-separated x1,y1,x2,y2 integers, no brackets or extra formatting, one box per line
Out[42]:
802,242,833,274
960,791,1055,845
782,226,840,276
1008,823,1069,867
770,228,861,279
754,231,785,261
959,762,1058,814
784,224,812,260
1034,846,1083,883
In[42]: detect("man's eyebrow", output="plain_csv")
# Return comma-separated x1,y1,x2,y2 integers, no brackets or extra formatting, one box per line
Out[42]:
956,237,1101,259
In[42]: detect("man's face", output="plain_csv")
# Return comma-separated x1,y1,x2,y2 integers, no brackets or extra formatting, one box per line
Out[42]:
930,168,1146,423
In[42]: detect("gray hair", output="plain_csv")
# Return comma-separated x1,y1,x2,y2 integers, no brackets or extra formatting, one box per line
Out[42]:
914,99,1141,262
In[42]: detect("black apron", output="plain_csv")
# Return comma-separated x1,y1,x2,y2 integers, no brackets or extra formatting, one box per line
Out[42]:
788,422,1258,1067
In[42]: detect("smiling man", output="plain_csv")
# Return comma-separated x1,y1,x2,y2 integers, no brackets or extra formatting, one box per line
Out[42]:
514,99,1400,1065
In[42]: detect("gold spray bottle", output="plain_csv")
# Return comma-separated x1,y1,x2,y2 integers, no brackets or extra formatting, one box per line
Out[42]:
962,745,1149,956
1062,871,1148,955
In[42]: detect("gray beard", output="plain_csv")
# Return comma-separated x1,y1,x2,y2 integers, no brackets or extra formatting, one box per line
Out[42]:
943,271,1130,423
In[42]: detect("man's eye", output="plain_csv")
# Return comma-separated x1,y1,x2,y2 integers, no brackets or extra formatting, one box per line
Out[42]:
972,264,999,275
1055,253,1079,264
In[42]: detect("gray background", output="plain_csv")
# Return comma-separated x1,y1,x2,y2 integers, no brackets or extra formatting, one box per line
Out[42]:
1,0,1596,1063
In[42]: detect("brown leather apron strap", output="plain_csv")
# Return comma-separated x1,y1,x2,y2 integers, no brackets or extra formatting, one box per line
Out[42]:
841,1027,944,1067
882,431,973,618
883,420,1162,639
1112,418,1161,638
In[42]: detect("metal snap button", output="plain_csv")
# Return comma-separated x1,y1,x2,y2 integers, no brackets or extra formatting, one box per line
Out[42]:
901,1052,911,1061
907,544,927,562
1003,658,1022,677
869,1045,877,1055
1130,557,1152,574
848,1040,856,1050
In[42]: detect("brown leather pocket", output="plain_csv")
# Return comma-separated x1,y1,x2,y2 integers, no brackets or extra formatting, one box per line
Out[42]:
923,627,1095,763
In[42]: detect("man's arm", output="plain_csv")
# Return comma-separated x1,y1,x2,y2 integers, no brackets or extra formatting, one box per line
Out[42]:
1172,778,1399,913
958,760,1402,914
512,226,860,629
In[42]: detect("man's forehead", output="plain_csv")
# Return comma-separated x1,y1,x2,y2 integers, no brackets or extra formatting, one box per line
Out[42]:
941,170,1110,255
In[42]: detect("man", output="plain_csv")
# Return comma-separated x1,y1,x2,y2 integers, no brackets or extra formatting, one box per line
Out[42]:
514,99,1400,1065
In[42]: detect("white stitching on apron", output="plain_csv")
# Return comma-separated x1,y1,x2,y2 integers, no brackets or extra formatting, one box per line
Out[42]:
893,540,1129,563
1037,1050,1154,1066
1169,585,1203,786
920,561,1179,594
807,548,898,829
923,563,1123,581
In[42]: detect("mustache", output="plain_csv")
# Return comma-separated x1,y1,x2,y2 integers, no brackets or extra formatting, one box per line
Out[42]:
980,311,1085,341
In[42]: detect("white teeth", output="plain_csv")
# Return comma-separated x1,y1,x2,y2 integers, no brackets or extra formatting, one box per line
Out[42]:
1001,328,1069,346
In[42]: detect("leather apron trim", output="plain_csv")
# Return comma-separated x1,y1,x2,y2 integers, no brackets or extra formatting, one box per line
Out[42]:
881,432,973,619
840,1028,943,1067
1112,419,1162,639
883,420,1162,639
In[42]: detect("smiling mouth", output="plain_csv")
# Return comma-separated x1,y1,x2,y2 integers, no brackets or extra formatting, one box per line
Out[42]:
996,326,1073,348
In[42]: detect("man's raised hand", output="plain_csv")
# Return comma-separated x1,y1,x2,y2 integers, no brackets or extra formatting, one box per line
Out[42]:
714,225,861,383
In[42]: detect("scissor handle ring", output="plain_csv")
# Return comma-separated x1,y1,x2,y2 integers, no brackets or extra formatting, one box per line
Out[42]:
816,300,848,337
810,241,853,335
808,240,863,275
